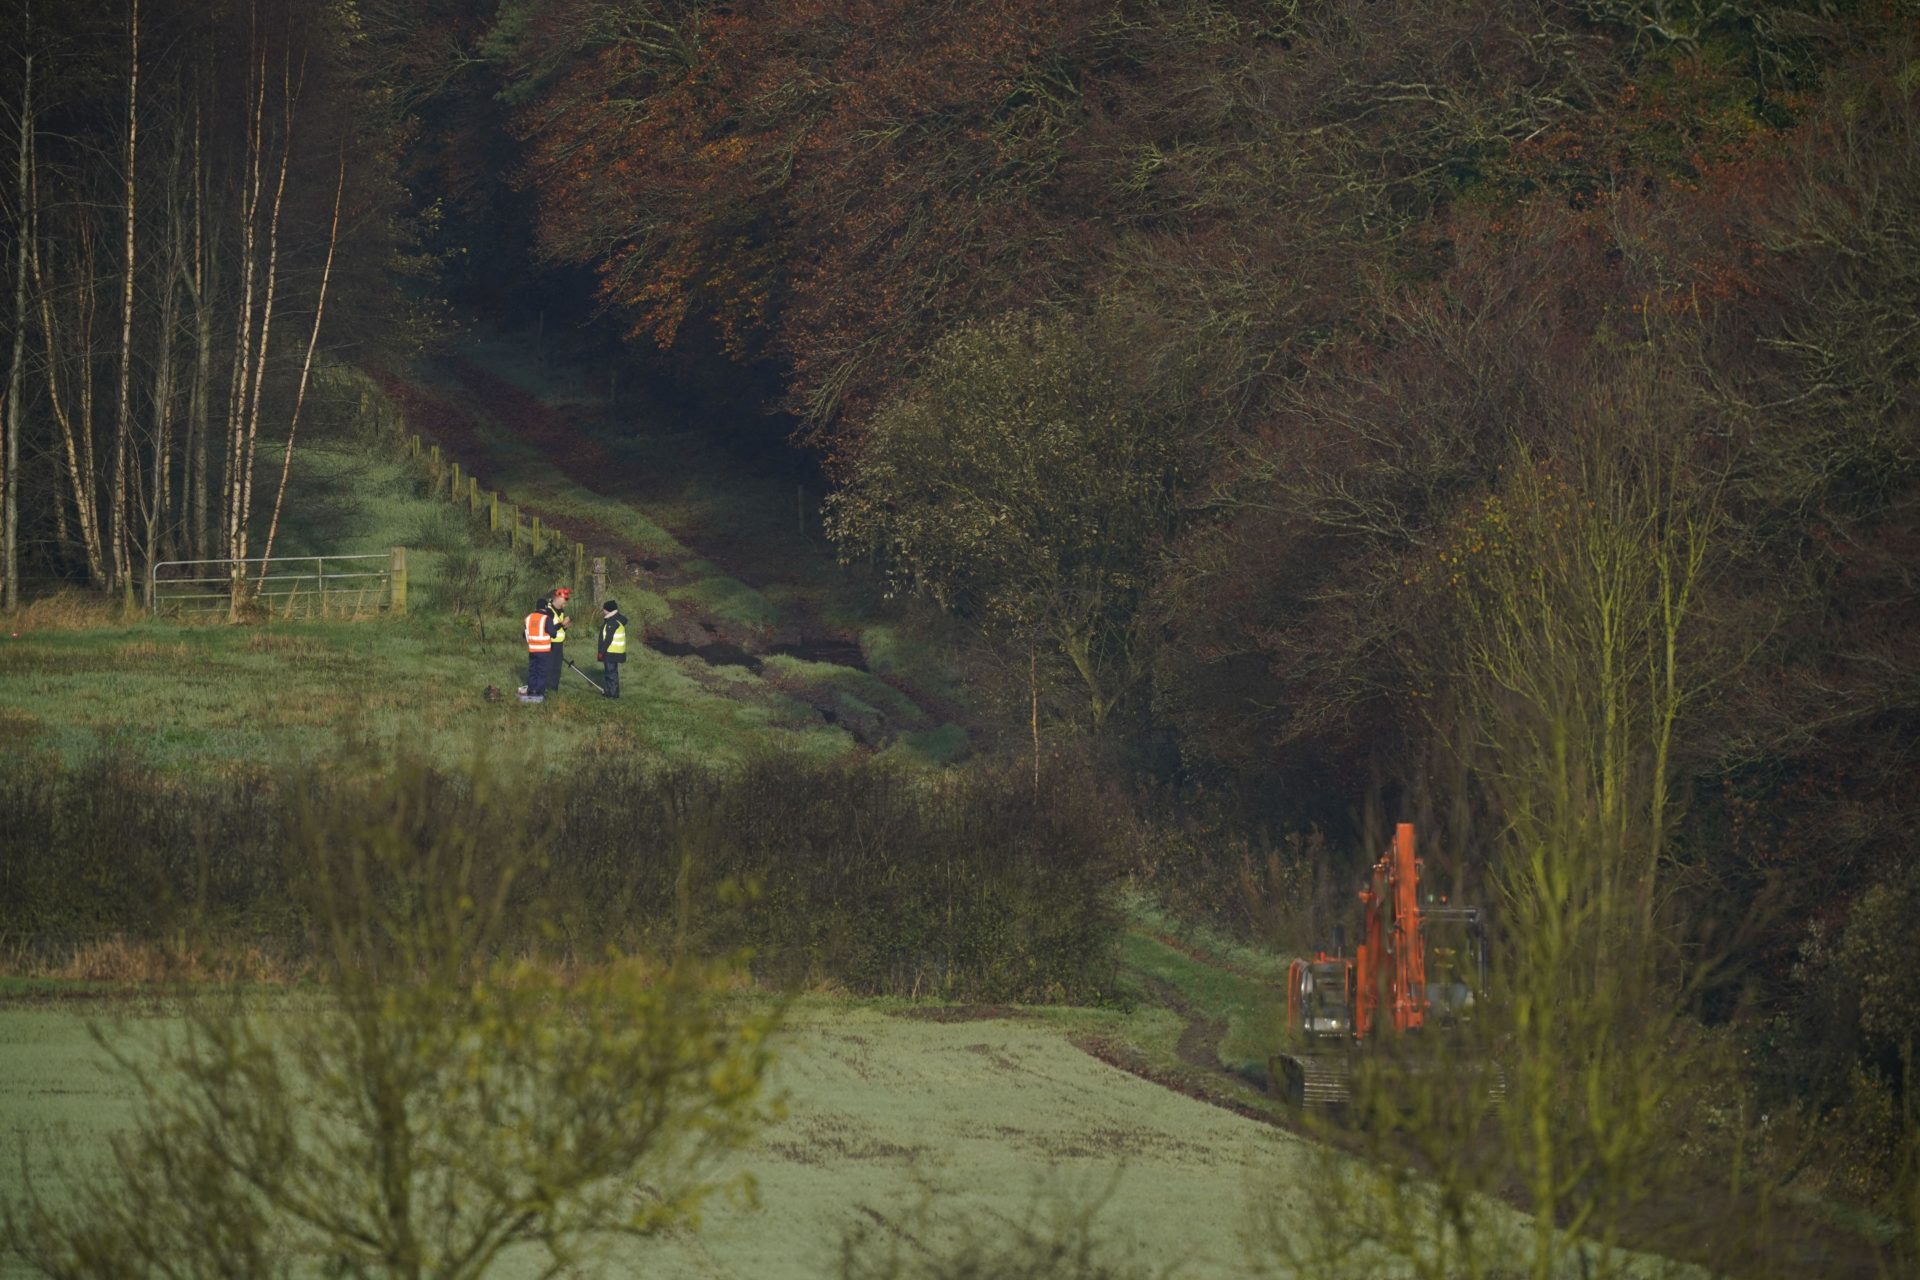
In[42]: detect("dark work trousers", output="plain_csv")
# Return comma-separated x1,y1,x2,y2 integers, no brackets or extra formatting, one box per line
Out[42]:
550,643,564,695
525,651,544,696
602,659,621,698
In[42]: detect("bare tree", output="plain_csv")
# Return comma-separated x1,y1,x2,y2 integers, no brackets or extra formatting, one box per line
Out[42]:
138,108,187,604
2,0,30,610
107,0,138,599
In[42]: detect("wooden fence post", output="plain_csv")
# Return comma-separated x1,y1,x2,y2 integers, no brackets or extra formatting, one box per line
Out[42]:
450,461,462,506
489,492,500,534
573,542,584,596
468,475,479,514
592,556,607,608
532,516,544,556
409,434,420,459
389,546,408,616
429,443,440,472
510,506,521,550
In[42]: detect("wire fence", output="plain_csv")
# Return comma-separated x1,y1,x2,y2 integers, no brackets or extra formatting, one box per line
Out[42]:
148,551,405,618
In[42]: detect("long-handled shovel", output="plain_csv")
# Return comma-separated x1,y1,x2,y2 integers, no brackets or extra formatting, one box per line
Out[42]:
565,659,605,694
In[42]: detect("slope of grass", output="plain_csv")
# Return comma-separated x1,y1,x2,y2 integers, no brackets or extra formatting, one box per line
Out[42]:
0,430,860,772
405,340,976,737
0,993,1712,1280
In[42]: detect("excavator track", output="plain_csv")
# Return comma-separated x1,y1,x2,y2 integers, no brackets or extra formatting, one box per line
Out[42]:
1270,1051,1507,1111
1269,1052,1353,1108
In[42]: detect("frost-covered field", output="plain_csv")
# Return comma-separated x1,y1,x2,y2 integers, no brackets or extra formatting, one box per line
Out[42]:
658,1005,1305,1276
1,1000,1697,1278
0,1001,1305,1278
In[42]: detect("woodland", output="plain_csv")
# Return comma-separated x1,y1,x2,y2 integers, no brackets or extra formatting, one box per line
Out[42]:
1,0,1918,1258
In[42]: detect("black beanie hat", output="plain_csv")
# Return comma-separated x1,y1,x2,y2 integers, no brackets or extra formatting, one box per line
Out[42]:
603,599,620,613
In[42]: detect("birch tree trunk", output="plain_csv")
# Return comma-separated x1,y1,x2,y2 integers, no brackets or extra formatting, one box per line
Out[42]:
33,205,108,587
142,121,186,607
185,100,212,562
223,37,268,604
258,144,345,576
2,3,31,611
229,50,294,616
109,0,140,599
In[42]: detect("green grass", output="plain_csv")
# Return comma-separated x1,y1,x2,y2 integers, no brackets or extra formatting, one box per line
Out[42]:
759,655,932,729
0,610,859,773
1119,929,1289,1086
880,722,971,768
260,434,530,607
665,575,779,632
410,342,979,720
0,403,916,771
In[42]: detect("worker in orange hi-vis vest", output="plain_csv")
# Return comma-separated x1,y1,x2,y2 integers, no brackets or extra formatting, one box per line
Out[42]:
521,597,554,704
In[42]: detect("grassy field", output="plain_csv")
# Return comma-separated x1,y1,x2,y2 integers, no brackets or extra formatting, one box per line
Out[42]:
0,975,1711,1280
0,605,860,773
0,995,1296,1279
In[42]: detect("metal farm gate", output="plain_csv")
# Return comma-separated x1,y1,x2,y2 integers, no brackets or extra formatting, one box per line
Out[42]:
148,550,406,618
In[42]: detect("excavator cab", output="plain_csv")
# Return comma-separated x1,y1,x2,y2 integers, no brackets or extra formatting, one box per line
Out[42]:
1286,955,1355,1040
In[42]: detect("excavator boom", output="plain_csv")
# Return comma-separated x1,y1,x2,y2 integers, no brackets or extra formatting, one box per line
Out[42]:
1273,822,1489,1107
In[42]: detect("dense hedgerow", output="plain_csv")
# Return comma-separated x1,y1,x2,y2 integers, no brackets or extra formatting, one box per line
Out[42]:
0,748,1127,1003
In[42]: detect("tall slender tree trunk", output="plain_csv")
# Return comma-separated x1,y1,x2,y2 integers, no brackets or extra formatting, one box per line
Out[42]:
258,144,345,576
78,228,103,576
223,35,267,604
2,3,31,611
186,101,211,561
109,0,140,600
33,204,108,587
228,38,299,617
142,124,186,607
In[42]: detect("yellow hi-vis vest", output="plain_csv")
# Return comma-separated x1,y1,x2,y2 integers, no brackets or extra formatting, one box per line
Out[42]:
606,622,627,655
552,607,569,643
525,611,553,652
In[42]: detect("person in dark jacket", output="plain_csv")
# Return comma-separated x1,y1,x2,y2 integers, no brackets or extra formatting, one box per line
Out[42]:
548,587,573,698
597,600,631,699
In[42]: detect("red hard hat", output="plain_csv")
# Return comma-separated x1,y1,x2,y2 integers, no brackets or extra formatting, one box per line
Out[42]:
554,587,572,599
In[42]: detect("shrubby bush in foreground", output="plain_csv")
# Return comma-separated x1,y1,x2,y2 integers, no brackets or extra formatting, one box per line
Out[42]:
3,761,777,1278
0,747,1127,1002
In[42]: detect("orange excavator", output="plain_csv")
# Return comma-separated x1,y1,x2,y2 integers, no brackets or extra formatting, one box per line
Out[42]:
1269,822,1489,1107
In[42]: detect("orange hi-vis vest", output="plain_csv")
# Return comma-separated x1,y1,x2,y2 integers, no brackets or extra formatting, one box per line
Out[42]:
525,610,553,653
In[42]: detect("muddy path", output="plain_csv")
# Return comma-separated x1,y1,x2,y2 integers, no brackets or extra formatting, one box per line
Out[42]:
378,345,965,754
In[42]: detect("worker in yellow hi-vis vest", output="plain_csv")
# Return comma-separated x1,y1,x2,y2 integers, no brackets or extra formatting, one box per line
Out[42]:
548,587,573,698
597,600,630,699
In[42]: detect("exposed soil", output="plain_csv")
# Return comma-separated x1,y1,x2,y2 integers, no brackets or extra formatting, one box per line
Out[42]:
381,346,955,746
887,1004,1027,1023
1071,1033,1289,1133
769,638,868,670
644,636,762,671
